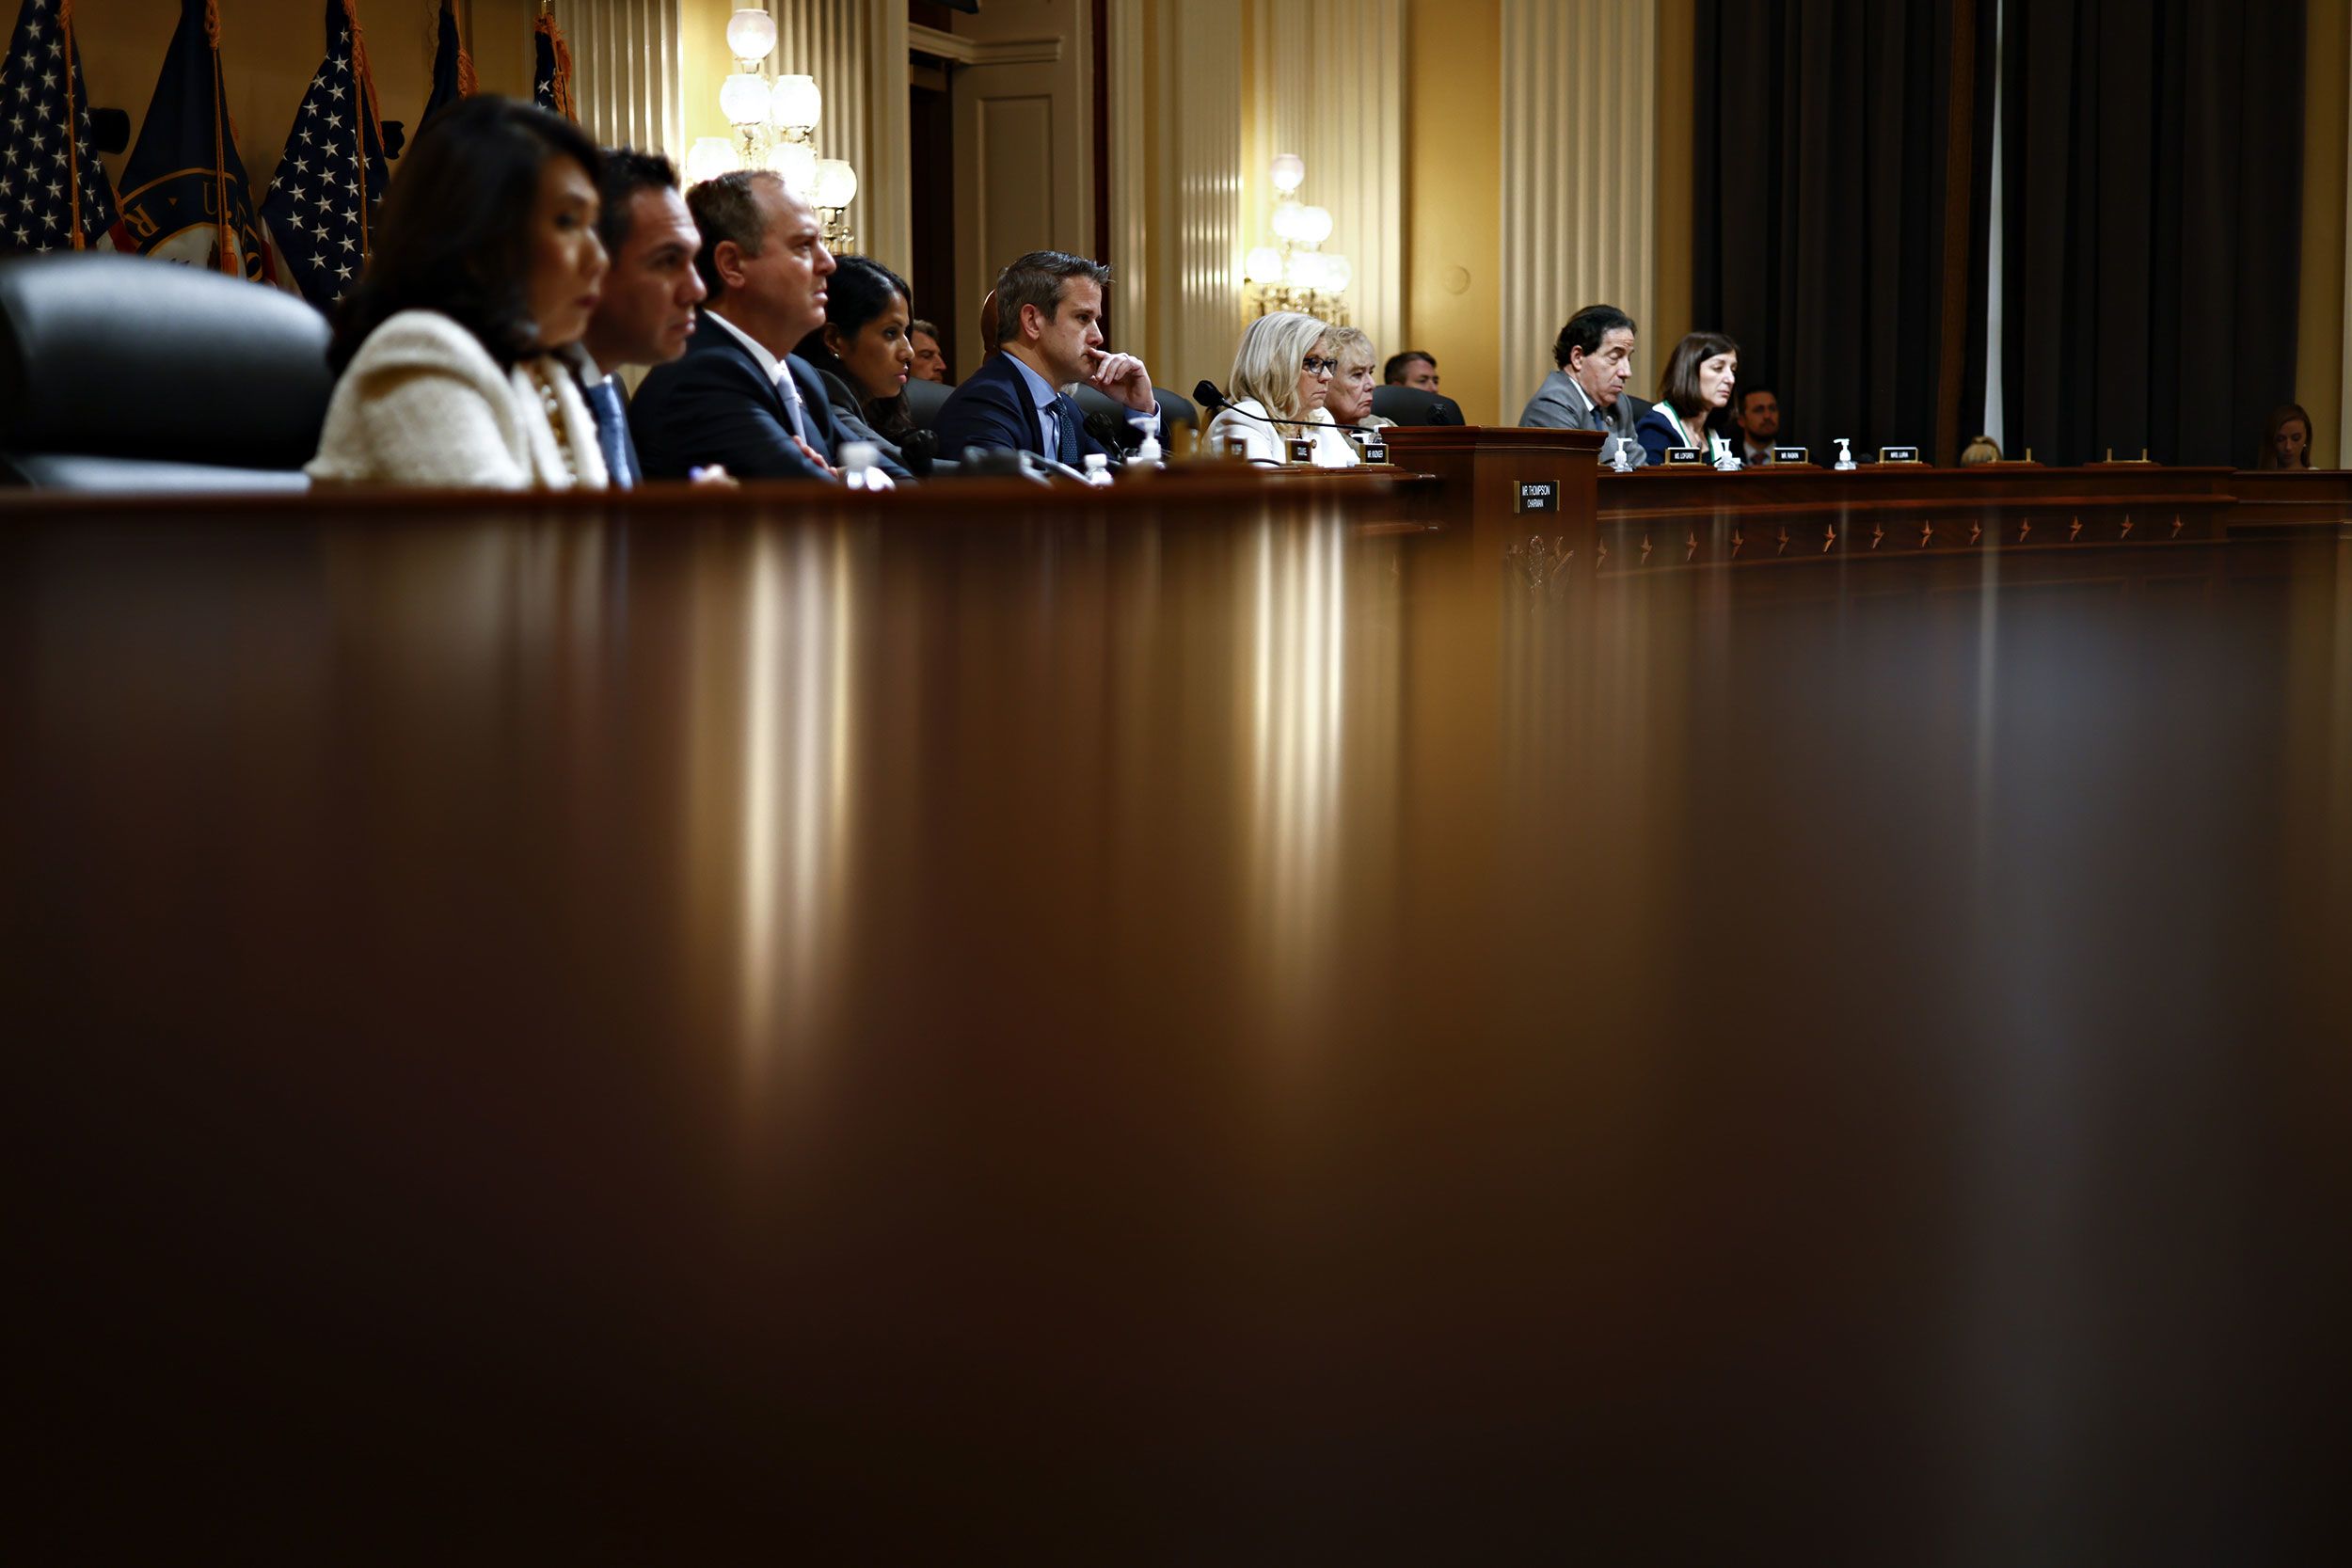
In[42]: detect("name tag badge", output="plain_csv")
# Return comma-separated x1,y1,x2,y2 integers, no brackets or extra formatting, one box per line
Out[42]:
1773,446,1809,465
1285,436,1316,464
1879,445,1923,464
1665,447,1706,466
1515,480,1556,514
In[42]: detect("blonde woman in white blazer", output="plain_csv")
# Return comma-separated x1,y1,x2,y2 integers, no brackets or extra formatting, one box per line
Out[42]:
1204,311,1361,468
307,97,611,489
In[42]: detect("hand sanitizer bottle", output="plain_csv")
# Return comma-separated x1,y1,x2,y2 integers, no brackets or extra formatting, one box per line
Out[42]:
1834,437,1855,472
1130,435,1165,470
1082,452,1114,487
1609,435,1636,473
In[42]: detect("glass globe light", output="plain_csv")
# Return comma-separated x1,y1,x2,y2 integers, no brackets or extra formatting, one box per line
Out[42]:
766,139,818,197
811,159,859,210
1270,200,1305,243
771,74,823,134
719,72,771,128
1294,204,1335,246
1289,252,1329,292
1244,245,1286,285
686,137,739,184
1318,254,1352,293
725,8,777,63
1269,152,1306,194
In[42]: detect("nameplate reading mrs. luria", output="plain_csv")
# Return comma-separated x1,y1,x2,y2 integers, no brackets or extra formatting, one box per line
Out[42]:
1878,445,1923,464
1515,481,1556,514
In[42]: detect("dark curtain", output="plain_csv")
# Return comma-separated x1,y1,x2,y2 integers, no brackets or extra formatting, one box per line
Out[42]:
1694,0,1992,463
2000,0,2305,467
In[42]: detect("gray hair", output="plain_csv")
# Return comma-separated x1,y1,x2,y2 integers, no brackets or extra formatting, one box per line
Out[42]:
993,250,1112,344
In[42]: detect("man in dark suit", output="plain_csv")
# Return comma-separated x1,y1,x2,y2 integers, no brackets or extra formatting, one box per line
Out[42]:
1518,303,1653,466
932,250,1160,466
628,168,908,482
566,149,705,488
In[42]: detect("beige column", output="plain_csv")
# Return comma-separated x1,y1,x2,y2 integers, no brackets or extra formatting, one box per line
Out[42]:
1498,0,1658,423
1144,0,1246,397
1247,0,1406,356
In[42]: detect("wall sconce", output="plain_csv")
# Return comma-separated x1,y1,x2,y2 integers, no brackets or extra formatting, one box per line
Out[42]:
1246,153,1348,323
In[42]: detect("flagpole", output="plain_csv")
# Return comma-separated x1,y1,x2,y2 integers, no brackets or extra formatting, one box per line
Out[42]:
207,0,234,274
345,0,383,256
60,0,84,248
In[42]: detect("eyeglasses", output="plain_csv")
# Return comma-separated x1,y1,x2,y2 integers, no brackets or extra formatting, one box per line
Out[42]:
1301,356,1340,375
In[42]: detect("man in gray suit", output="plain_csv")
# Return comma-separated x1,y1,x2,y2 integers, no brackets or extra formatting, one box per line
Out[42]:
1518,303,1652,465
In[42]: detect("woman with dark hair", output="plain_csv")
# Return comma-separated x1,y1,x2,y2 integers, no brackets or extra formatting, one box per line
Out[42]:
1635,330,1740,466
2257,403,2315,469
792,255,919,461
307,95,611,487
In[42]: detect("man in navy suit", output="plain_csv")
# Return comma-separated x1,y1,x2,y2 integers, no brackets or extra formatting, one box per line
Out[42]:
932,250,1161,466
629,168,909,483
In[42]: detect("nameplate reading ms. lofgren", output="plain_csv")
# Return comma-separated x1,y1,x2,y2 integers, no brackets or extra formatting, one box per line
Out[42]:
1665,447,1706,466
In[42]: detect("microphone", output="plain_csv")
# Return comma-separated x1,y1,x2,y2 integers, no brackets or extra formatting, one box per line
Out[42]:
1192,380,1343,433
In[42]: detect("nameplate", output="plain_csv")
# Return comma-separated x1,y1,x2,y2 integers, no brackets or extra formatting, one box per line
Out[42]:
1664,447,1706,466
1878,445,1923,464
1773,446,1809,465
1359,440,1389,465
1285,436,1315,464
1514,480,1557,514
1220,436,1251,460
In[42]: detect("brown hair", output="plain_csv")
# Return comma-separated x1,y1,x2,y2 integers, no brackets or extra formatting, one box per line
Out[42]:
2257,403,2314,469
1654,330,1740,421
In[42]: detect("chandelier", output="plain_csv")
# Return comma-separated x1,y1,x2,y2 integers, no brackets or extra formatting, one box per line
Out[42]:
1244,153,1350,324
686,8,859,252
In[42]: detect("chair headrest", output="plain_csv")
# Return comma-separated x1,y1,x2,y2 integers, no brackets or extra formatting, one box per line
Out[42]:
1370,385,1466,425
0,254,334,468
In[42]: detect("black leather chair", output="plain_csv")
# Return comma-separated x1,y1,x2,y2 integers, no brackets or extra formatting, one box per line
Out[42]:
902,373,1199,445
0,254,334,491
1370,385,1466,426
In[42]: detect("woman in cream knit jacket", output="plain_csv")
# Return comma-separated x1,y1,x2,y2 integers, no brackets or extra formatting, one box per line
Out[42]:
307,96,610,489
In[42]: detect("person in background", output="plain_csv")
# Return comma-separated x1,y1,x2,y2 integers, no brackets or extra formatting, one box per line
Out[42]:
2258,404,2315,469
629,169,908,482
308,96,609,488
1734,385,1779,467
1384,350,1438,392
1518,304,1650,465
932,250,1160,464
568,148,706,487
1634,331,1740,466
910,319,949,384
1204,311,1359,467
794,255,920,465
1323,325,1391,432
1958,436,2003,466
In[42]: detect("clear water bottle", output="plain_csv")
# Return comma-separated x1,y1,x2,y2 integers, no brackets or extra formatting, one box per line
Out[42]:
841,441,895,491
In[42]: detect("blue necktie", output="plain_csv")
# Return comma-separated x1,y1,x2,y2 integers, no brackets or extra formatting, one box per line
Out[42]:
580,376,637,488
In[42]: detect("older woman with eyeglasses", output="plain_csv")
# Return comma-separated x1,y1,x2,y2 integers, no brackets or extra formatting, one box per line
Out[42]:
1203,311,1361,467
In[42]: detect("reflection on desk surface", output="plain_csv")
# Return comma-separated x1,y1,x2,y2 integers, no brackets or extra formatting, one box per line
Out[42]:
6,499,2349,1558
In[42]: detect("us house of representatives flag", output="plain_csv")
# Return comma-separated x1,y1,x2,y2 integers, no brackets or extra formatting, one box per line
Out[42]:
419,0,474,135
532,8,573,120
259,0,386,310
0,0,125,254
118,0,273,280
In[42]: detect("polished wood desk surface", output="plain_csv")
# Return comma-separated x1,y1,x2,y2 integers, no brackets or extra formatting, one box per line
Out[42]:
6,484,2350,1557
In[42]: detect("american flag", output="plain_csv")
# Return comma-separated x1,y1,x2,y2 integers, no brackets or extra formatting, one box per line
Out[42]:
258,0,386,309
0,0,123,255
